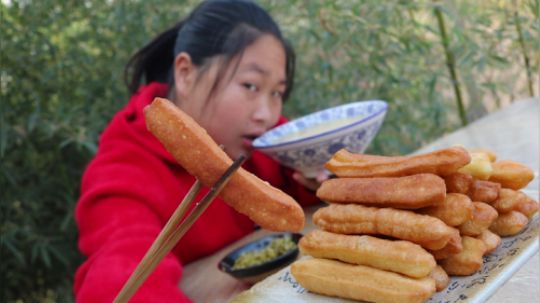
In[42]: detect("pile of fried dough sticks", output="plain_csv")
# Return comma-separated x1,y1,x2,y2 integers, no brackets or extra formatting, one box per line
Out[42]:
291,146,538,303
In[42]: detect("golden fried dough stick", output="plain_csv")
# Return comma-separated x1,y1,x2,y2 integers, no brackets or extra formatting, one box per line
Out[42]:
329,149,387,163
429,266,450,292
313,204,455,250
145,98,304,231
515,196,539,219
440,236,486,276
299,230,436,278
429,228,462,260
488,160,534,190
468,148,497,162
467,180,501,203
291,258,436,303
325,147,471,178
316,174,446,209
419,193,473,226
458,202,498,236
458,152,493,180
489,211,529,236
444,172,473,194
490,188,527,213
477,229,501,255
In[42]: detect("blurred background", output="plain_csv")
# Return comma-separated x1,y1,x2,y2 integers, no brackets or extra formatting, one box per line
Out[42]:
1,0,538,302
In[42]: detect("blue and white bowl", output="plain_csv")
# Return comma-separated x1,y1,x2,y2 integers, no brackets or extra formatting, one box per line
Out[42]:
253,100,388,178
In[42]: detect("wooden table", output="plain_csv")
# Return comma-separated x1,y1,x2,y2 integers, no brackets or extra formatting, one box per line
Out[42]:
180,97,539,303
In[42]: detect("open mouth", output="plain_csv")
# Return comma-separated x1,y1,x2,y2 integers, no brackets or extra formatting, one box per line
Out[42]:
242,134,261,150
243,135,259,142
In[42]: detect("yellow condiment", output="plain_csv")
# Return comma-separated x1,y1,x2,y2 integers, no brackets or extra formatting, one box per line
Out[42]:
232,236,297,270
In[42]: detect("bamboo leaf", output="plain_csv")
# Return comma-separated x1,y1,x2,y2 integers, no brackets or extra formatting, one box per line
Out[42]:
2,238,26,265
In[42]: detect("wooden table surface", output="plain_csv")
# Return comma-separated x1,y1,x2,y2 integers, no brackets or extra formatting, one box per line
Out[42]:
180,97,539,303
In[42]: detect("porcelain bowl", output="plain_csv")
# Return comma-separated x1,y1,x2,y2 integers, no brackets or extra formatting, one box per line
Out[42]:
253,100,387,178
218,233,301,284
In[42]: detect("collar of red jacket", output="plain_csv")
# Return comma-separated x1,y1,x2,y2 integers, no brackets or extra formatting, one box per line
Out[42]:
105,82,178,165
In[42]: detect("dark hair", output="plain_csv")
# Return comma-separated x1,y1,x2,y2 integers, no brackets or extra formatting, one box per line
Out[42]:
125,0,295,101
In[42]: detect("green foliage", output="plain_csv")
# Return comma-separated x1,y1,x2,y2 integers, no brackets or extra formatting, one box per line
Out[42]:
1,0,538,301
1,1,194,301
263,0,539,154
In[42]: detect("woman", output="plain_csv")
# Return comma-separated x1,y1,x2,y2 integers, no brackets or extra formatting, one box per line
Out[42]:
74,1,321,302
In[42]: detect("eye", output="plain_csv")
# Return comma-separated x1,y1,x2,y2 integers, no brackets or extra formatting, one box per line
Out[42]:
272,90,284,99
243,83,258,92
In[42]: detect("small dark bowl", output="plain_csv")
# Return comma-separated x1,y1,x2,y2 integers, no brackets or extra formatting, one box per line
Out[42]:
218,233,302,284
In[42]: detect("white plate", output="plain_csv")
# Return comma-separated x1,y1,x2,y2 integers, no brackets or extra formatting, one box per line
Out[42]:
231,191,539,303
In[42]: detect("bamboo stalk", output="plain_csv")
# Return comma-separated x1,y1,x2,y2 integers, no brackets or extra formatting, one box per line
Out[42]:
513,0,535,96
434,5,468,126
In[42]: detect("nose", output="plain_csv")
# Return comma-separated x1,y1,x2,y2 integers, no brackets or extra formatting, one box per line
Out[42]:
252,96,280,127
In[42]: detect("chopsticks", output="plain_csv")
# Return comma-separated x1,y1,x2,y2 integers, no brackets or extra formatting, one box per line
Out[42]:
113,154,247,303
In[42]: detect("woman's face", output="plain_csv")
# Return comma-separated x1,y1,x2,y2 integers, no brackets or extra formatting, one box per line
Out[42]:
174,34,286,160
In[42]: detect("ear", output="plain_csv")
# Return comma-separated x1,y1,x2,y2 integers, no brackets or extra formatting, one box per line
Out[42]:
173,52,196,101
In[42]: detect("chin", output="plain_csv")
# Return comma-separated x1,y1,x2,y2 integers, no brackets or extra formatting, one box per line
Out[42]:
227,148,251,161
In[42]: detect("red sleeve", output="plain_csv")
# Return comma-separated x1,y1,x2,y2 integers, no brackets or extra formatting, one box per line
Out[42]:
280,166,321,207
74,144,191,302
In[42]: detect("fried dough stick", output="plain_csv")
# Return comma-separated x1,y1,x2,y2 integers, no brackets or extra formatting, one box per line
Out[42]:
325,146,470,178
313,204,455,250
429,228,462,260
491,189,528,213
489,211,529,236
458,202,498,236
477,229,501,255
444,172,473,194
419,193,473,227
291,258,436,303
440,236,486,276
317,174,446,209
489,160,534,190
429,266,450,292
515,196,539,219
299,230,436,278
467,180,500,203
457,151,493,180
145,98,304,231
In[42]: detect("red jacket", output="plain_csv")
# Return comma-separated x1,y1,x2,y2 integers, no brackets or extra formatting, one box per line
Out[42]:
73,83,319,302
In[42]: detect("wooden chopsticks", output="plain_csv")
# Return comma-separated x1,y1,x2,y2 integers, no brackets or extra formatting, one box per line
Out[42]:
113,154,247,303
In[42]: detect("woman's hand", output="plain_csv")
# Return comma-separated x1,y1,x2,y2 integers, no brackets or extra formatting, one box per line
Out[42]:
292,170,329,191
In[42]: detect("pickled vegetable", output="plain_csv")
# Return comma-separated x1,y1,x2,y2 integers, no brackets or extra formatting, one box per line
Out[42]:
232,236,297,270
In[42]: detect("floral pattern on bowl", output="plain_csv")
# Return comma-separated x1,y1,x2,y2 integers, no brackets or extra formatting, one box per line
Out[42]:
253,100,387,178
